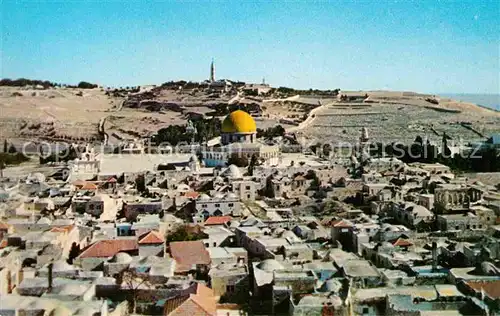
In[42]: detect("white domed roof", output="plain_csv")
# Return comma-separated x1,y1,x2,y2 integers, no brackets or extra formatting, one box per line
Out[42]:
29,172,46,183
177,184,190,192
52,260,74,271
222,165,242,179
256,259,283,272
281,230,298,239
274,227,285,235
215,176,224,182
73,307,95,316
298,295,323,306
37,217,52,225
110,252,133,264
226,192,238,199
380,242,394,250
199,194,211,201
50,306,72,316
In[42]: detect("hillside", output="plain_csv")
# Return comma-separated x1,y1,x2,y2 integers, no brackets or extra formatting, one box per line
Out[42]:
0,85,498,147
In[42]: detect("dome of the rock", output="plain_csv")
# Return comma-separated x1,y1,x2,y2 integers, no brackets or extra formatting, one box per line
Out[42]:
221,110,257,133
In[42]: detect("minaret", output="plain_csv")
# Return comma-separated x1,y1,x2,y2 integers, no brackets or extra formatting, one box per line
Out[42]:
210,59,215,83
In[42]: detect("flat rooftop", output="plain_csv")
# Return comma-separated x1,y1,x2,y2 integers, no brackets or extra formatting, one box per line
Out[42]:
98,153,193,174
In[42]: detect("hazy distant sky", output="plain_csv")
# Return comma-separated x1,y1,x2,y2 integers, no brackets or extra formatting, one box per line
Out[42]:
1,1,499,93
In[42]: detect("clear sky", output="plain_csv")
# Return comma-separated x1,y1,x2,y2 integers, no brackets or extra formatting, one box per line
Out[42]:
1,0,499,94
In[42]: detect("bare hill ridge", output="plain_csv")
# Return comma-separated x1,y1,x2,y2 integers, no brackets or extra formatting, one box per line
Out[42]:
0,85,498,145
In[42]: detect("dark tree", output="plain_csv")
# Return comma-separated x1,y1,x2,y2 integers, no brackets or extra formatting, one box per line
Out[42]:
67,242,80,264
77,81,98,89
247,154,258,176
135,174,146,193
227,153,248,167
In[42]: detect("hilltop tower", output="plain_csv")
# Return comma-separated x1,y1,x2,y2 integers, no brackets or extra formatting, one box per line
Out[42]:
210,59,215,82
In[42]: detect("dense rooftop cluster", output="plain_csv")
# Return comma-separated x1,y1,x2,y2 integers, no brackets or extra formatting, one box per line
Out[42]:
0,122,499,316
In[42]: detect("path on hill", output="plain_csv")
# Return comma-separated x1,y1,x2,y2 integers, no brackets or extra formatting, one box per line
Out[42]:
286,100,331,133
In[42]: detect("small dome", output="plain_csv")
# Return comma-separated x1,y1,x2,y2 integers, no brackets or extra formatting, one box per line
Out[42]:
281,230,298,240
214,192,225,199
177,184,190,192
73,307,95,316
222,165,242,179
37,217,52,225
256,259,283,272
221,110,257,133
52,260,74,271
319,278,342,293
274,227,285,236
50,306,72,316
28,172,46,183
298,295,323,306
226,192,238,199
199,194,211,201
214,176,224,183
110,252,133,264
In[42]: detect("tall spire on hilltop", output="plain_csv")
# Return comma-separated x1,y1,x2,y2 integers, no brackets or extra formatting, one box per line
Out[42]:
210,58,215,83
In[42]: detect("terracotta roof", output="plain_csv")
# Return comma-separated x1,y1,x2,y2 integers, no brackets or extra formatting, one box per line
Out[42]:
204,216,232,226
193,283,215,298
168,294,216,316
0,221,11,230
78,238,138,258
0,239,7,249
163,283,216,316
184,191,200,199
392,237,413,247
170,240,211,272
322,219,352,228
49,225,74,233
80,182,98,190
465,280,500,299
294,175,307,181
107,177,117,183
72,179,85,186
138,230,165,244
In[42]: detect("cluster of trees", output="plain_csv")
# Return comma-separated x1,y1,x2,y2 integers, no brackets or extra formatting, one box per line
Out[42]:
0,140,30,172
0,78,99,89
39,145,79,164
209,103,261,117
227,153,249,167
75,81,98,89
370,135,500,173
152,118,221,146
309,143,333,157
0,78,57,88
257,125,285,139
166,224,207,243
274,86,340,96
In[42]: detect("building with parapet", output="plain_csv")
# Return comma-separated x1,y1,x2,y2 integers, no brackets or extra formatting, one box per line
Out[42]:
201,110,280,167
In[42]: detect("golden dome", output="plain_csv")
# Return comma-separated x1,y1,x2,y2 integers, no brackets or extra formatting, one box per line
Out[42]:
221,110,257,133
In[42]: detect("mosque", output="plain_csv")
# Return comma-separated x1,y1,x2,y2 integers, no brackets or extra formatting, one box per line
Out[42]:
201,110,281,167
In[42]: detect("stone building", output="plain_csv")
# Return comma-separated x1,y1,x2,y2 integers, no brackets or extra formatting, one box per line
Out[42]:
201,110,280,167
434,185,483,211
436,213,484,231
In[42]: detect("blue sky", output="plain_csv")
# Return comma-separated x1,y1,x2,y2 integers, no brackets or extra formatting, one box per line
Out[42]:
1,1,499,93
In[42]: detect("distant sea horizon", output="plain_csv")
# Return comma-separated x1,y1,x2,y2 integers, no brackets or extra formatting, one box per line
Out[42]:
439,93,500,111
